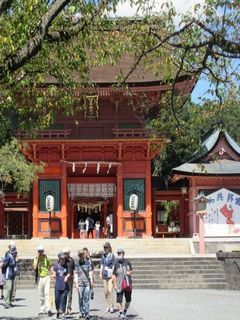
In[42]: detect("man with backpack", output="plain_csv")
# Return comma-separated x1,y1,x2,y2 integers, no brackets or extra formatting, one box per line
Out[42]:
5,241,19,302
3,245,18,308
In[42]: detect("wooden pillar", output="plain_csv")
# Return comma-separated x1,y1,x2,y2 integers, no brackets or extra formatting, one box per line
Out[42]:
71,204,74,239
32,179,39,238
180,194,185,236
117,165,123,237
103,201,107,230
189,177,198,235
113,196,117,237
152,190,157,237
61,163,67,238
27,200,32,238
145,161,152,236
0,200,4,238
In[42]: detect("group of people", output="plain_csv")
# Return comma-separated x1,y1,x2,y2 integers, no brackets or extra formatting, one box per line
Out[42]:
0,242,133,320
78,215,112,239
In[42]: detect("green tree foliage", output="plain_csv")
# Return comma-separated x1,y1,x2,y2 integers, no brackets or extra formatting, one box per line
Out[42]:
0,0,119,193
0,139,44,193
152,87,240,178
119,0,240,116
0,0,239,192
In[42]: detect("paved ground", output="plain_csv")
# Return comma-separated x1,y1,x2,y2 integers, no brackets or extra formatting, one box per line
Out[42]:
1,288,240,320
0,288,142,320
131,289,240,320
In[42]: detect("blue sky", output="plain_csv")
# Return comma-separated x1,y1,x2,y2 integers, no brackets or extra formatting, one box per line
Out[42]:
111,0,211,104
191,79,212,104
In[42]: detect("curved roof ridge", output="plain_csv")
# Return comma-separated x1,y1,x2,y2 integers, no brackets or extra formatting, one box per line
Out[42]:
189,129,220,163
224,131,240,155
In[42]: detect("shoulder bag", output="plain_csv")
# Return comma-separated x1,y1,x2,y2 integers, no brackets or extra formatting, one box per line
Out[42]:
121,263,132,292
79,263,94,300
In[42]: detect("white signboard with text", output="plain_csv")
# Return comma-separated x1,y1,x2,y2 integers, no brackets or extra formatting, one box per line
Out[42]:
204,188,240,236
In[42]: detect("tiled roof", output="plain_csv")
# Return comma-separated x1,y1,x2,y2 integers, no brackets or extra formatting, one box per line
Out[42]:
172,160,240,176
45,54,188,85
89,54,166,83
189,129,240,163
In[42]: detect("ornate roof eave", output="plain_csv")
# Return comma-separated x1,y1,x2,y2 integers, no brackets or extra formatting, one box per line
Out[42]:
171,160,240,182
22,137,165,145
37,77,195,97
189,129,240,163
22,137,167,162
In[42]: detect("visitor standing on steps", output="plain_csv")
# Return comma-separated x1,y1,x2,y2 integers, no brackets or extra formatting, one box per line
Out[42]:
85,215,94,239
78,219,85,239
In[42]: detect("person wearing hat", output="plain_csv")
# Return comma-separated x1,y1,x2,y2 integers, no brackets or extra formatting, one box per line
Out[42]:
112,248,133,319
74,249,94,320
3,245,18,308
62,247,75,315
33,245,52,316
100,242,115,313
52,252,71,320
5,241,19,303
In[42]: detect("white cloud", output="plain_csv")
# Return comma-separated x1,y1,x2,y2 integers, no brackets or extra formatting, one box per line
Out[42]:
110,0,205,17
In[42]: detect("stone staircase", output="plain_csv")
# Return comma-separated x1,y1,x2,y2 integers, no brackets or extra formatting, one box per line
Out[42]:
1,239,228,290
16,257,228,290
131,257,228,289
0,238,191,258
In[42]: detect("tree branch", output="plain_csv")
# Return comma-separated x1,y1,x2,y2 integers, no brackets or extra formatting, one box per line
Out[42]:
0,0,70,78
46,0,111,42
193,18,240,55
0,0,13,15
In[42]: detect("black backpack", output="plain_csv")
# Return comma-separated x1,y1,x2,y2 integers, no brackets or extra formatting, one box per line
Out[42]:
1,259,8,274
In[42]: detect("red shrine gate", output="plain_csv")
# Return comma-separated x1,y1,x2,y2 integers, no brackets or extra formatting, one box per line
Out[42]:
0,70,194,239
23,138,161,238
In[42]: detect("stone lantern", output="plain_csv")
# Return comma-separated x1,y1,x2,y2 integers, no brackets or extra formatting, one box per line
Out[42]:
194,192,210,254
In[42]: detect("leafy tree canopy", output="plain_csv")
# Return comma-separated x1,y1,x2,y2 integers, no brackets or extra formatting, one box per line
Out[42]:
0,0,239,131
152,86,240,178
0,0,239,192
0,139,44,193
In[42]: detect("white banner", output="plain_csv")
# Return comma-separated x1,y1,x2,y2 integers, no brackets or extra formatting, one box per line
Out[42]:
204,188,240,236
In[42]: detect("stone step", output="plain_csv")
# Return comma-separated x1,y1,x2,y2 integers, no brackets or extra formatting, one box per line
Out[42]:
0,238,191,257
132,283,227,289
15,256,228,290
16,283,227,290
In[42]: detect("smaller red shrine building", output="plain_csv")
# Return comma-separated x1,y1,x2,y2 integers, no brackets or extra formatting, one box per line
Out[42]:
172,129,240,238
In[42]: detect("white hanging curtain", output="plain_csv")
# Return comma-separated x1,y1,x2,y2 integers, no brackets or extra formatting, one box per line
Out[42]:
67,183,116,199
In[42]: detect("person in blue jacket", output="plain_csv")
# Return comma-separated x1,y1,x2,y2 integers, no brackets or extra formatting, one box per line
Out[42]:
3,245,17,308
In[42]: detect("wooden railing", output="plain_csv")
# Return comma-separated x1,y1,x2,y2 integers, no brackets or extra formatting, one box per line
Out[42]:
112,128,151,138
14,129,71,139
